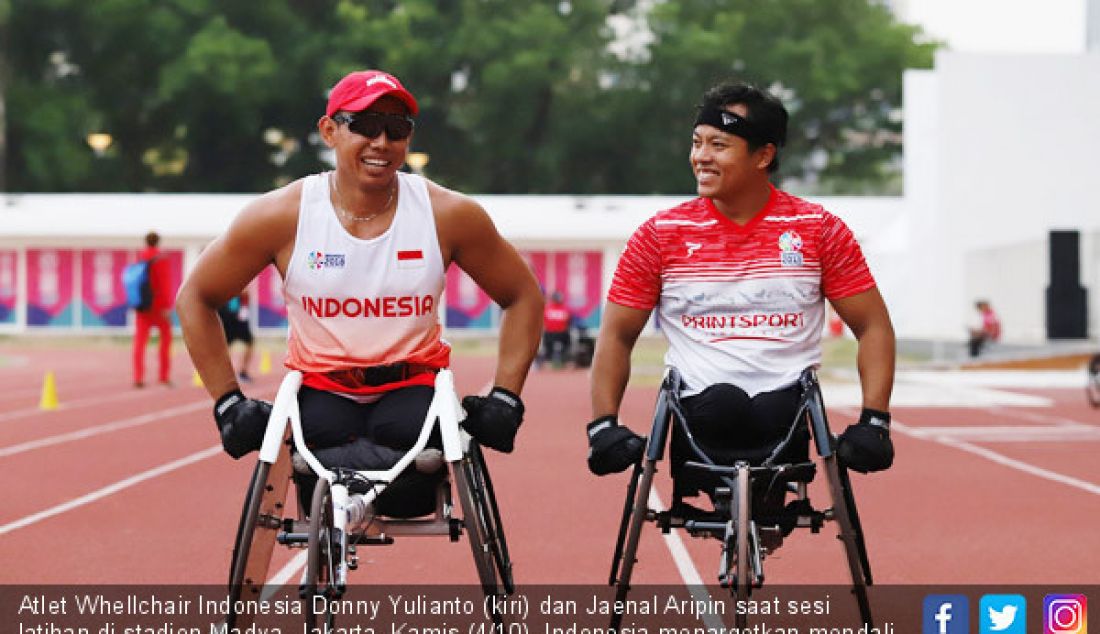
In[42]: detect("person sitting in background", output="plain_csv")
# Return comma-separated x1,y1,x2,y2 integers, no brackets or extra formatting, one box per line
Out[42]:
967,300,1001,357
542,291,573,368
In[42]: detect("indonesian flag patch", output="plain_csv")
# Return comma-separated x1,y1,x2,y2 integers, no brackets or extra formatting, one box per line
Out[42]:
397,249,425,269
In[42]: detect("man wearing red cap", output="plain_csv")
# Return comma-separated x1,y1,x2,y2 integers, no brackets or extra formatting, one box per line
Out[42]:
178,70,543,492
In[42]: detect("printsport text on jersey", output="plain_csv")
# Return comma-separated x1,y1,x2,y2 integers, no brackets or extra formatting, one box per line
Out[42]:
608,185,875,397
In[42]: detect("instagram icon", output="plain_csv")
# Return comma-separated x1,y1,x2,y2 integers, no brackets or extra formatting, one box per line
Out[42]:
1045,595,1087,634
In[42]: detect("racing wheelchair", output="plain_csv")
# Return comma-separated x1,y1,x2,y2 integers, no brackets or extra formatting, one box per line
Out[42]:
608,367,874,630
225,369,513,629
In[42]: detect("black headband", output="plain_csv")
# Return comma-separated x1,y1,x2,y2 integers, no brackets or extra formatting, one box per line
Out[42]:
693,105,778,146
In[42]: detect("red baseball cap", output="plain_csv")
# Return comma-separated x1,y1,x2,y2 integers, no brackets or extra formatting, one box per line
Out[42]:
325,70,419,117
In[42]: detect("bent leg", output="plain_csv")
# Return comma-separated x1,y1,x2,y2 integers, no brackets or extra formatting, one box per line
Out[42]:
297,386,404,471
368,385,438,450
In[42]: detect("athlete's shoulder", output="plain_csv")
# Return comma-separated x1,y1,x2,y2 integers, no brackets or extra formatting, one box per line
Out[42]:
768,188,826,218
425,177,498,260
651,197,712,225
426,177,481,217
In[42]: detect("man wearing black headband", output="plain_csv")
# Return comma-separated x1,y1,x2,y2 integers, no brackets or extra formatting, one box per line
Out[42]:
586,82,896,478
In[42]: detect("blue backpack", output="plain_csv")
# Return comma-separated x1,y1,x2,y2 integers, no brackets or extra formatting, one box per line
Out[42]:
121,257,156,311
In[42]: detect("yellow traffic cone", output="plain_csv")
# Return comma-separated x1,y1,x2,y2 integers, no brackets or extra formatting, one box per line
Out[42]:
259,350,272,375
39,371,59,410
192,369,204,387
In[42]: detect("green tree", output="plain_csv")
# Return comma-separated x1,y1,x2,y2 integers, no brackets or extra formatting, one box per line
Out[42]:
619,0,937,194
2,0,934,194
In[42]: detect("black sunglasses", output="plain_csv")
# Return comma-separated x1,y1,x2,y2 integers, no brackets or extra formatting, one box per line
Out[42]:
332,111,415,141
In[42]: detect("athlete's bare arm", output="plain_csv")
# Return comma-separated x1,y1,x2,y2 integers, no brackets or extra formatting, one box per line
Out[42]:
177,182,301,400
830,287,895,411
590,302,651,419
431,183,543,394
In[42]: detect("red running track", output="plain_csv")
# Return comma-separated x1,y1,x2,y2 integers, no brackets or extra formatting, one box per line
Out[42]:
0,344,1097,587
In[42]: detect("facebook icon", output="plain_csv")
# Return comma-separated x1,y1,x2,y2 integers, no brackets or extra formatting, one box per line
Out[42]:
924,595,970,634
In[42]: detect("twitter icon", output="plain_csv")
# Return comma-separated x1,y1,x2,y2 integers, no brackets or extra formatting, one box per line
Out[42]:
981,594,1026,634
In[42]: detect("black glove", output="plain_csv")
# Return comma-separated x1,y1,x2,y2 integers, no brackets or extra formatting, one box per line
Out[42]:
213,389,272,459
836,408,894,473
461,387,524,453
586,416,645,475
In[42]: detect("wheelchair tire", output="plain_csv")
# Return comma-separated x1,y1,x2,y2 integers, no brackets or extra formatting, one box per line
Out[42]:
304,478,339,631
455,442,514,601
733,464,752,606
609,458,657,631
823,456,873,627
226,448,293,630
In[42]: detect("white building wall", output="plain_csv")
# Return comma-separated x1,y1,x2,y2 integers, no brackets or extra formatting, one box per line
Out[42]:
904,51,1100,341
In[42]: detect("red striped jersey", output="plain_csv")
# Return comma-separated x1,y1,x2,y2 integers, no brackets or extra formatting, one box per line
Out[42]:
608,185,875,396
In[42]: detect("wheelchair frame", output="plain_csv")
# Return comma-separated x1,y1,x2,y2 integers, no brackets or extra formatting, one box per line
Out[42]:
225,369,513,629
608,367,873,630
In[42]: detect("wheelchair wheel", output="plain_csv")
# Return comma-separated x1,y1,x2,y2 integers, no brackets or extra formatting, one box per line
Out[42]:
733,464,751,605
609,459,657,631
455,442,514,600
304,478,340,631
823,456,873,626
1087,355,1100,408
226,445,293,629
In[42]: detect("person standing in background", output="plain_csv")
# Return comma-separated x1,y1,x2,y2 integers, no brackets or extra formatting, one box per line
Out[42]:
218,287,255,382
132,231,173,387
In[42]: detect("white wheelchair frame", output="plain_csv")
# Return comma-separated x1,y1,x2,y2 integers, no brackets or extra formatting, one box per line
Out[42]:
227,369,512,630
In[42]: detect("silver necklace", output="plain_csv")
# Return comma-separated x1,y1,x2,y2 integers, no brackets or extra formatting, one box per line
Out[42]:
330,172,397,222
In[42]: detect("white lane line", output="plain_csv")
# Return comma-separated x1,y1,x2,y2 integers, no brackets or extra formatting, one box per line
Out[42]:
0,445,221,535
261,552,309,601
648,488,727,630
905,425,1100,442
1,375,145,408
985,406,1098,429
0,401,209,458
0,388,167,424
892,421,1100,496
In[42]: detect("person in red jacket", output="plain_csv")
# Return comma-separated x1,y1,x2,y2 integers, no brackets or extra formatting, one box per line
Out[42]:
132,231,174,387
967,299,1001,357
542,291,573,368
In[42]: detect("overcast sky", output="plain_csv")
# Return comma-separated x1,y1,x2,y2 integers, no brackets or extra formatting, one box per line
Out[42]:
895,0,1087,53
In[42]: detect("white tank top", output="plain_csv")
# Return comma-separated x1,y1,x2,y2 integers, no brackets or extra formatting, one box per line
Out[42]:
283,171,450,374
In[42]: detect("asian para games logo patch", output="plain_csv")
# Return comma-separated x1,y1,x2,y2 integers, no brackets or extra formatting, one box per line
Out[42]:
307,251,346,270
778,230,804,267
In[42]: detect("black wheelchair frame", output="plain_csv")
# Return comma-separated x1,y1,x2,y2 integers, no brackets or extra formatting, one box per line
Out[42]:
608,367,873,630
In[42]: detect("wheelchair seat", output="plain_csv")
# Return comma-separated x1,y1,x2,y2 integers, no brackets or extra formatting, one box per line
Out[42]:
669,401,813,509
292,456,446,520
